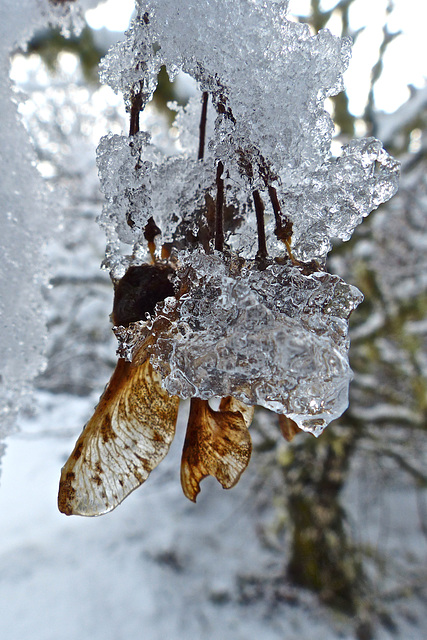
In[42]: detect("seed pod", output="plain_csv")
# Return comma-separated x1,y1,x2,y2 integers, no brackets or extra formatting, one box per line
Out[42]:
112,264,175,327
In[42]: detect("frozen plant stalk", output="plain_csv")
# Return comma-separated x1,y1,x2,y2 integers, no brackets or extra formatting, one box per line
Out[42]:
58,0,399,515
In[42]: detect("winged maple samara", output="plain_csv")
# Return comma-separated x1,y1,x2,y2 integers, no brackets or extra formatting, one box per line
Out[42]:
58,263,254,516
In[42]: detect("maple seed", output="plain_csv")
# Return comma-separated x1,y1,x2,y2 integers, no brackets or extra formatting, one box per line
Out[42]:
181,397,254,502
58,358,179,516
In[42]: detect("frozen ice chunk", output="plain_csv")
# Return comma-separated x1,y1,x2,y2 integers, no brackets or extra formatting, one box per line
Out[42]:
102,0,350,190
97,132,154,244
283,137,400,261
97,132,216,248
115,251,363,435
100,11,160,109
98,1,397,265
97,0,398,441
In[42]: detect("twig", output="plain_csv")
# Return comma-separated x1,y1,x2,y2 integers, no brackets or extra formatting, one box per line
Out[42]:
268,185,294,260
416,488,427,544
144,217,161,263
253,190,267,259
198,92,209,160
215,161,225,251
362,443,427,486
129,90,143,136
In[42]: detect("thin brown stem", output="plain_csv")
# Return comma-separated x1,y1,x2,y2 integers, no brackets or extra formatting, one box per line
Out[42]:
268,185,295,261
144,217,161,263
253,190,267,259
126,90,144,228
198,92,209,160
268,185,288,240
215,161,225,252
129,90,143,136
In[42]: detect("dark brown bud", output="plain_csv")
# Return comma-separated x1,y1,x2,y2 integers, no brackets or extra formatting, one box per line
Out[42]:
112,264,175,327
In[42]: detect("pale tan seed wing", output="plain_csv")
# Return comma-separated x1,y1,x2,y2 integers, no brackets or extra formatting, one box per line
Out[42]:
181,397,253,502
58,358,179,516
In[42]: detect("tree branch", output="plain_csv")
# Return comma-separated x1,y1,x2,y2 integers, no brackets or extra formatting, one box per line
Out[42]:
198,92,209,160
253,190,267,259
129,90,143,136
215,161,225,251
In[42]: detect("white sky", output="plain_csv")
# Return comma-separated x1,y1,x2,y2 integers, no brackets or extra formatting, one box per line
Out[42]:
86,0,427,116
86,0,135,30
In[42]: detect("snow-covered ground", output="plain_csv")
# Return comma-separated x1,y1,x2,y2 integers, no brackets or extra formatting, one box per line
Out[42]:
1,391,426,639
0,394,340,640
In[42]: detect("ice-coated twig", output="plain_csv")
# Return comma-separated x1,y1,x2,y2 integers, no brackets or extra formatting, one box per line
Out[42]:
268,185,293,257
253,190,267,260
215,161,225,252
144,217,162,263
198,92,209,161
129,89,143,136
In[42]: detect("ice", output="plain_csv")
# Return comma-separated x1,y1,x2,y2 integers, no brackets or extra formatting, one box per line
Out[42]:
97,132,216,247
287,137,400,261
98,0,398,266
121,0,348,191
115,251,363,436
99,7,159,105
95,0,399,433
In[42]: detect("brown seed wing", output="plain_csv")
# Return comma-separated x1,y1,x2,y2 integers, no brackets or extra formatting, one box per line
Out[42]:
219,396,254,428
181,397,253,502
58,358,179,516
278,414,302,442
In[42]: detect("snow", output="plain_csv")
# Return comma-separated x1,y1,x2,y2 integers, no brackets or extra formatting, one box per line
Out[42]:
0,397,324,640
375,86,427,148
0,3,50,455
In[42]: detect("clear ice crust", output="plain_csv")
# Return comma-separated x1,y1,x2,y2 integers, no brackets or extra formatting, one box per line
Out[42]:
115,252,363,436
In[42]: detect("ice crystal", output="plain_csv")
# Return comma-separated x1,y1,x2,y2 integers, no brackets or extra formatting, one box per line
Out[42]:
288,137,400,261
97,132,216,246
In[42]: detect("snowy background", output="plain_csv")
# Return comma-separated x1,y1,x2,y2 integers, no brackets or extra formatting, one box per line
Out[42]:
1,1,427,639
